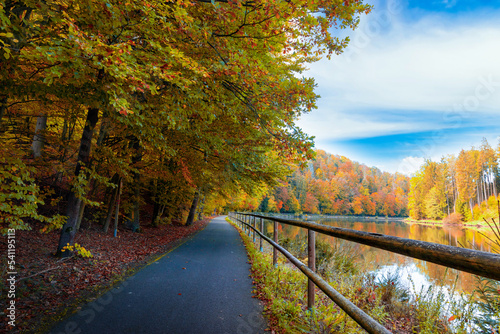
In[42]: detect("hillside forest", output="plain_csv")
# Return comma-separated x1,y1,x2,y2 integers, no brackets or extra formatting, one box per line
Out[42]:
224,149,410,217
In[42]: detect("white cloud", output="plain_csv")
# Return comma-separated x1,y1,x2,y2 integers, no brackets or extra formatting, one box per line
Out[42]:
396,156,426,175
298,5,500,141
298,107,417,140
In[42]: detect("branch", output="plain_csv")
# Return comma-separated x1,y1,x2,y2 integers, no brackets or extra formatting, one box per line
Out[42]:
7,100,42,108
17,266,62,282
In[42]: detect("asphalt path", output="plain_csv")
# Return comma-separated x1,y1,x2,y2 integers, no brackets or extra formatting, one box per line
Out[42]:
47,216,267,334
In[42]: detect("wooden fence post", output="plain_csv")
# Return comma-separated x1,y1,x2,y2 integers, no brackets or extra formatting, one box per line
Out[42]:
260,218,264,252
308,229,316,310
252,216,256,243
273,221,278,266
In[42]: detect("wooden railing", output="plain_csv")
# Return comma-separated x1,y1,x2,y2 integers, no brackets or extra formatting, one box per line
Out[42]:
229,212,500,334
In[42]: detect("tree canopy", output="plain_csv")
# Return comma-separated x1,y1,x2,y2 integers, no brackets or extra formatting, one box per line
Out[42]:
0,0,371,253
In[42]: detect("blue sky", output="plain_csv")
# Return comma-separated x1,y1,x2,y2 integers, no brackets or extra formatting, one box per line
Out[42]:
297,0,500,174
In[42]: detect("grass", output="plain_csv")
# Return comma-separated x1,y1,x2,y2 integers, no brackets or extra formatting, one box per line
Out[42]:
472,215,500,333
227,217,479,333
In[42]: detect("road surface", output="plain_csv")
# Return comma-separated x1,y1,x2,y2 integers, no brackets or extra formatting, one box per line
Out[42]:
48,216,267,334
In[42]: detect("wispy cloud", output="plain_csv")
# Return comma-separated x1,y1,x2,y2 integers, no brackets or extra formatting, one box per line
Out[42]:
298,0,500,172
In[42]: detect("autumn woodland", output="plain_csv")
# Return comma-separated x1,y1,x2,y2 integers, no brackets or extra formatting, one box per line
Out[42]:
0,0,499,262
2,0,500,332
230,139,500,225
0,0,372,254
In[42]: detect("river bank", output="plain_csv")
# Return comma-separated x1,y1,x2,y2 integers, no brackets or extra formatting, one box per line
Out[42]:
403,218,490,229
263,213,492,229
228,217,476,333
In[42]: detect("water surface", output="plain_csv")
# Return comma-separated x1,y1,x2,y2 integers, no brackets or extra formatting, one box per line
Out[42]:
261,216,496,294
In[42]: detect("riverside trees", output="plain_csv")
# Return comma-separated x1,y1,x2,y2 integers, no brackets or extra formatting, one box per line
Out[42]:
0,0,371,254
408,139,500,221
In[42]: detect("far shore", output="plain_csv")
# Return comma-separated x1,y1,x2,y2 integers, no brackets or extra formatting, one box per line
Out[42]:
258,213,493,229
403,218,490,229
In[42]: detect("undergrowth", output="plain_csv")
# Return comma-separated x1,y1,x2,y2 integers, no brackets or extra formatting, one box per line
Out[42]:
473,214,500,333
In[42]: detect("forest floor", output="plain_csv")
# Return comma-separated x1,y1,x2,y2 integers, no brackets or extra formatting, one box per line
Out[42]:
0,217,211,334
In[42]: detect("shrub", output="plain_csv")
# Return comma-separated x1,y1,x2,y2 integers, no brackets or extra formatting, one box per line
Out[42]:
443,213,463,225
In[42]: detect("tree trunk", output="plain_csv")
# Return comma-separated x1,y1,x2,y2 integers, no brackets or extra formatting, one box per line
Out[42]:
103,178,120,233
96,118,108,146
125,137,142,232
113,179,123,237
75,200,86,230
197,194,205,221
131,172,141,231
186,191,200,226
0,97,7,133
151,179,160,226
446,193,450,216
56,107,99,256
493,176,497,198
31,115,47,158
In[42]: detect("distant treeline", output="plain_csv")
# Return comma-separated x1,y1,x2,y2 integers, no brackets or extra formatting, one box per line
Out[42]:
230,150,410,217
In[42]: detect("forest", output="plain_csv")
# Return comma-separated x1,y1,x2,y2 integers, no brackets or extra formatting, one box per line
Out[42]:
227,149,410,217
0,0,371,256
408,139,500,222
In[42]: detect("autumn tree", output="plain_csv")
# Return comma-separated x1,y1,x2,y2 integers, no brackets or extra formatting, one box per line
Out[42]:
407,139,500,222
1,0,373,258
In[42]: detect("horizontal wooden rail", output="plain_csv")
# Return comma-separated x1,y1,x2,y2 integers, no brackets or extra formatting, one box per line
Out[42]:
230,213,391,334
238,212,500,281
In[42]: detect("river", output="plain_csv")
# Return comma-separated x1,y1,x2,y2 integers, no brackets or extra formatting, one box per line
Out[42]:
261,216,497,294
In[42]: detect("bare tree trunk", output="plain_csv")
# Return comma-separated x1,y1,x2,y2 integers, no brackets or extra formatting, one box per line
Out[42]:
446,193,450,216
493,176,497,197
131,173,141,231
113,179,122,237
186,191,200,226
96,118,108,146
488,174,493,199
103,178,120,233
56,107,99,256
75,201,85,230
151,179,160,226
476,180,480,206
31,115,47,158
197,194,205,221
125,137,142,232
483,176,488,203
0,97,7,133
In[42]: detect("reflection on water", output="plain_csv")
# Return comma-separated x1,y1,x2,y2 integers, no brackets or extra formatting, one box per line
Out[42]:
263,217,496,294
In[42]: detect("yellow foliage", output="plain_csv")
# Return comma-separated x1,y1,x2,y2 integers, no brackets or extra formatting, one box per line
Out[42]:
62,243,93,258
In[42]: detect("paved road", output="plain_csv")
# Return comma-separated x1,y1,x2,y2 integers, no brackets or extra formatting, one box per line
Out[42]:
48,216,267,334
